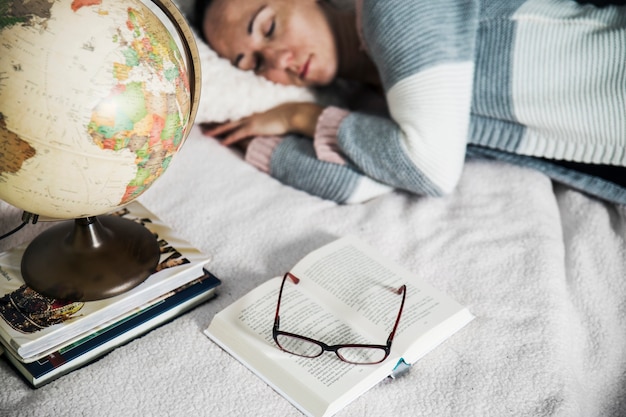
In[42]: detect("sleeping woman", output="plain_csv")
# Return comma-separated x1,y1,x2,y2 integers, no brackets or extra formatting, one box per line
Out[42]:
193,0,626,205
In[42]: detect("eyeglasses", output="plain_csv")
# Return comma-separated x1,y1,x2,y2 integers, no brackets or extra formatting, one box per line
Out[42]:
272,272,407,365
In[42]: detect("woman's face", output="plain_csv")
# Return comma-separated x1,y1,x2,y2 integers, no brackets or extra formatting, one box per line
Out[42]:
202,0,338,87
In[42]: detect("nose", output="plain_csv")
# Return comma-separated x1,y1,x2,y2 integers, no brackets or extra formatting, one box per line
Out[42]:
262,46,293,71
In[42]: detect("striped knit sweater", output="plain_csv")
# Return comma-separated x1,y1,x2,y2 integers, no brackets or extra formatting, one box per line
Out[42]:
245,0,626,204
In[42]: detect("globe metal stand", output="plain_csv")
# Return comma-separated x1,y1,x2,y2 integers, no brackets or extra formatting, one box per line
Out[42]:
21,215,160,301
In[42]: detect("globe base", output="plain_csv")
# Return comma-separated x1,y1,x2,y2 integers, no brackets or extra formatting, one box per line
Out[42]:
21,215,160,301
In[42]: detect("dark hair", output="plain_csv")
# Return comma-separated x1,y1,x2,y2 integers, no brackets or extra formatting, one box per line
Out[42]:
191,0,215,42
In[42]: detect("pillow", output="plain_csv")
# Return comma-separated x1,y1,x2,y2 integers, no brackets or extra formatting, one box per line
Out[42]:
172,0,317,124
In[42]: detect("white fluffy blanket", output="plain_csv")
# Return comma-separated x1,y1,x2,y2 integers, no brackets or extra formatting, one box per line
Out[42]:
1,1,626,415
2,131,625,417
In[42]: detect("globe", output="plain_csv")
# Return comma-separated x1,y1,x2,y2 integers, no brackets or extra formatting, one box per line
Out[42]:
0,0,200,218
0,0,201,300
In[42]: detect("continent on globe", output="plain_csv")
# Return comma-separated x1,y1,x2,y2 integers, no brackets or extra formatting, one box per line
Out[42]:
71,0,102,12
0,114,36,175
88,6,190,204
0,0,55,31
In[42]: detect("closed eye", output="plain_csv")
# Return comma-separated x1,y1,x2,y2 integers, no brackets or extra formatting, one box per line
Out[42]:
265,20,275,38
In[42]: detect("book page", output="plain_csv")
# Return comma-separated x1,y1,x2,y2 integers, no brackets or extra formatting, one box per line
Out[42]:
226,278,392,386
206,277,396,417
292,242,405,329
289,236,472,356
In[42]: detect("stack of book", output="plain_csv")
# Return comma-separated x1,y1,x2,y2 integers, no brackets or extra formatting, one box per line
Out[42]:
0,201,219,388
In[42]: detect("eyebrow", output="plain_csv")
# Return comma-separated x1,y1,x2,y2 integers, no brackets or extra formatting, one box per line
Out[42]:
234,4,267,68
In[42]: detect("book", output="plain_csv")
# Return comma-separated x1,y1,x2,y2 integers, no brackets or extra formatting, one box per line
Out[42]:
3,269,221,388
4,273,190,363
0,201,211,362
204,236,474,417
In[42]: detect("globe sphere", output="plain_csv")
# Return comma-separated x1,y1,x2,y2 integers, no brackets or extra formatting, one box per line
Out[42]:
0,0,200,219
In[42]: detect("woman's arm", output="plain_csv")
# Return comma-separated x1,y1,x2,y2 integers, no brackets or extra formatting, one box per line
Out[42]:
201,102,323,145
323,0,479,196
246,135,393,204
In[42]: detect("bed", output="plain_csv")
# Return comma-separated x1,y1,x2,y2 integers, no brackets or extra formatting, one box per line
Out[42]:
1,1,626,415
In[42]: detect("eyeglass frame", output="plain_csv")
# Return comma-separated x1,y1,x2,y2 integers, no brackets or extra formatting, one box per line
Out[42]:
272,272,407,365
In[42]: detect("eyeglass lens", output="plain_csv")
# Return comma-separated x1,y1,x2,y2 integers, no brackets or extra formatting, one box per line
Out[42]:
275,333,388,364
336,346,387,364
274,273,406,365
275,334,323,358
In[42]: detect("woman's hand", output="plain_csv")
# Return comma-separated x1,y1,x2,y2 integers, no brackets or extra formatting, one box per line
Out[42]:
200,102,323,147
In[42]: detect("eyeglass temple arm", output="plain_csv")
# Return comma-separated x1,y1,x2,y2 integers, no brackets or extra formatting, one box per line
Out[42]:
274,272,301,324
386,285,407,346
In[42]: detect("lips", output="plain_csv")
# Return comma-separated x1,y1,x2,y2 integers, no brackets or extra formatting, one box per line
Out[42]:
299,55,311,80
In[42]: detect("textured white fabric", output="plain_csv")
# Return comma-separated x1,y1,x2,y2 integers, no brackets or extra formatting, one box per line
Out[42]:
1,128,625,417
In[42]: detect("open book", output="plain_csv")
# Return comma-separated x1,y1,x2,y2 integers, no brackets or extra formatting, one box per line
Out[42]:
204,236,474,417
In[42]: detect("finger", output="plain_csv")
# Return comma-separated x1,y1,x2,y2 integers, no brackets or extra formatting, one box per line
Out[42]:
221,130,252,147
220,121,258,146
199,122,224,136
201,120,244,138
202,123,235,138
